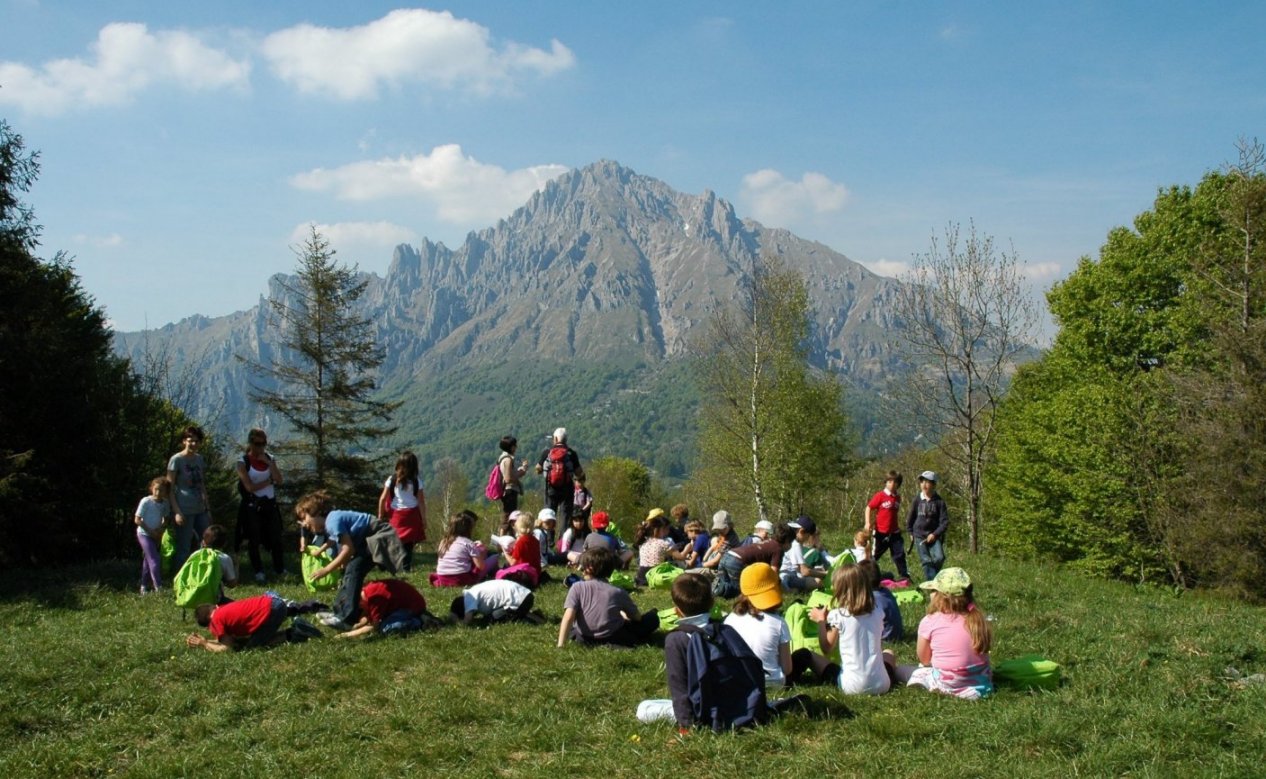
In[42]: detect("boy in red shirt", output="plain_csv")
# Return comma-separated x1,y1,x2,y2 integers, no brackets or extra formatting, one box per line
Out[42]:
338,579,434,638
186,593,317,652
864,470,909,580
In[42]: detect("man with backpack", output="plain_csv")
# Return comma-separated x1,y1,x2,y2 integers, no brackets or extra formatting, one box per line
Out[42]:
535,427,584,525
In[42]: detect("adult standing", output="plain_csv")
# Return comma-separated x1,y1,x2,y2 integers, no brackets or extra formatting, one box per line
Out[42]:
535,427,584,524
235,428,285,584
864,470,910,580
495,436,527,535
907,471,949,581
168,425,212,570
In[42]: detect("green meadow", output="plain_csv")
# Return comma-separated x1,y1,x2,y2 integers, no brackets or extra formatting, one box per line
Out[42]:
1,553,1263,778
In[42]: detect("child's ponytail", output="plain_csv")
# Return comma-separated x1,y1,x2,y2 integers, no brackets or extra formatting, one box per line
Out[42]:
632,519,653,548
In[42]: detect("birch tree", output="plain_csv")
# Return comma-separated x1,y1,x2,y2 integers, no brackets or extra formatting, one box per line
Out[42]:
694,255,851,523
894,222,1036,553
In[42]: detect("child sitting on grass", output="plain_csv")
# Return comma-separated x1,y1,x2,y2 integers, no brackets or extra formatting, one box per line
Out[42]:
451,578,543,626
811,562,893,695
296,490,375,630
582,512,635,569
557,547,659,648
896,567,993,699
186,593,319,652
859,559,903,641
725,563,839,687
782,515,830,592
498,511,541,586
336,579,434,639
430,511,488,587
633,514,689,586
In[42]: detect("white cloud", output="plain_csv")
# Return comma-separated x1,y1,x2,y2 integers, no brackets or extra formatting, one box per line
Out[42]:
71,233,125,248
739,169,850,228
288,221,418,256
0,23,248,115
863,259,910,278
261,9,575,100
291,144,568,224
1022,261,1062,281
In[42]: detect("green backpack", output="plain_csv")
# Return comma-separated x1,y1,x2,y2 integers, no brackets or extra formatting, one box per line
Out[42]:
607,571,637,591
995,655,1061,691
173,548,223,609
820,550,856,589
646,562,684,589
301,545,341,593
656,603,725,632
785,590,836,654
892,588,925,607
160,530,177,577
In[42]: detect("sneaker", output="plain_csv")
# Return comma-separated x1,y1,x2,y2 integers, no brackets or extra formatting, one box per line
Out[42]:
139,586,150,596
318,613,351,631
254,572,267,585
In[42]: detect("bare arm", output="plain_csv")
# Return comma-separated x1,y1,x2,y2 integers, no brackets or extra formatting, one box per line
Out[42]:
916,635,932,665
813,606,838,656
863,504,874,532
186,633,235,653
335,618,376,640
778,641,793,678
377,483,392,520
167,469,183,526
311,535,353,581
557,607,576,647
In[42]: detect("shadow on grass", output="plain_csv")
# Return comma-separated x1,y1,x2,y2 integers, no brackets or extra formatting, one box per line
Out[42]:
0,558,137,609
776,694,857,722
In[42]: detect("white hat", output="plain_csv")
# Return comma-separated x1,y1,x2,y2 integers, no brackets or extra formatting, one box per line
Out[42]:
919,470,938,483
538,508,557,522
754,520,774,532
553,427,567,442
712,510,732,531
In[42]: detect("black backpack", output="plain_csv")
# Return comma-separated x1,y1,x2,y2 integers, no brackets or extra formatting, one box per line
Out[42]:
682,622,769,732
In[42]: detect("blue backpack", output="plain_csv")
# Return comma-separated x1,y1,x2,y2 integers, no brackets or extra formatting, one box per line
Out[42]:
683,623,768,732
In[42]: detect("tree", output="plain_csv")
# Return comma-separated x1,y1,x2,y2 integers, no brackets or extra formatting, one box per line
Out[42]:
692,255,853,523
585,456,656,537
0,118,211,565
893,222,1036,553
242,227,399,502
431,456,469,524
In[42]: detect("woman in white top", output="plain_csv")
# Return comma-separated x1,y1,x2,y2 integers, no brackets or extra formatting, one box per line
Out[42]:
235,428,284,584
378,451,427,572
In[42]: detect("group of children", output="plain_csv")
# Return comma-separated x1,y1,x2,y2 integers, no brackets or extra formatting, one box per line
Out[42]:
158,435,991,729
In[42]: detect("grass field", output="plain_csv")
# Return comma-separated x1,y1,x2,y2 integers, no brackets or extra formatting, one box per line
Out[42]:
0,552,1263,778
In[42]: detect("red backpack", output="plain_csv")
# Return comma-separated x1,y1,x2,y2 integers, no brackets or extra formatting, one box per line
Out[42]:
547,445,571,489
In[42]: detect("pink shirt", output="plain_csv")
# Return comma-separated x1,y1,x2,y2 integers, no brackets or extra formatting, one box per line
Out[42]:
918,612,989,672
436,537,479,576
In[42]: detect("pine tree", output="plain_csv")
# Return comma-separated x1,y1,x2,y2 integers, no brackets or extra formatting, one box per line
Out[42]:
243,227,399,501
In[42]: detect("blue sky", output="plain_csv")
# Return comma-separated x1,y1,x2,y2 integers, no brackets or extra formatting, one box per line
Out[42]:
3,1,1264,334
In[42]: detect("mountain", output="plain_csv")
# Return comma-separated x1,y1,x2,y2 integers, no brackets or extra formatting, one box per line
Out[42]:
112,160,909,480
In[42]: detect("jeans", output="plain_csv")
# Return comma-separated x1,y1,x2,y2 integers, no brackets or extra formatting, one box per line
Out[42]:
332,537,372,624
171,511,211,570
914,538,946,581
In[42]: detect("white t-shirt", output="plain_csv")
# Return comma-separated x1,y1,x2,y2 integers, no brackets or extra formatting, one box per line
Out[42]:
463,579,530,616
826,607,890,695
386,476,422,510
135,496,168,538
781,540,807,574
243,455,276,500
724,610,791,687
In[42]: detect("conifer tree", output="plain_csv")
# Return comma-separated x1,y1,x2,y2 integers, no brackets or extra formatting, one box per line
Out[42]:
244,227,398,501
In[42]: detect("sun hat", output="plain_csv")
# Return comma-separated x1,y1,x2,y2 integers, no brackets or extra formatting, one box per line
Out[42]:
754,520,774,533
788,515,817,534
590,511,610,530
739,564,783,611
538,508,557,522
918,567,971,596
919,470,938,483
646,507,665,521
711,510,732,531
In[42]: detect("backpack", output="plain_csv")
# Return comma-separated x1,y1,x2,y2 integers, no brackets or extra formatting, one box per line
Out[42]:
995,655,1061,691
546,445,571,489
646,562,684,589
485,456,507,501
682,622,769,732
301,545,341,593
173,548,223,609
160,529,177,577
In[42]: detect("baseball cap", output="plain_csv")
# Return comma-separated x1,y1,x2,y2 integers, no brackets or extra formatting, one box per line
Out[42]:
646,507,665,521
590,511,610,530
918,567,971,596
919,470,938,483
788,515,817,534
754,520,774,533
538,508,557,522
711,510,732,531
739,564,783,611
